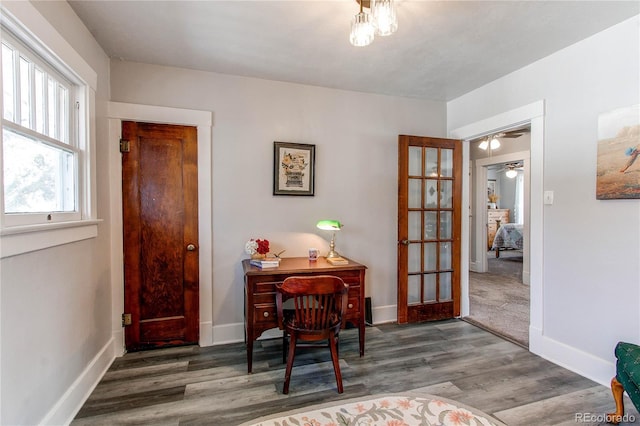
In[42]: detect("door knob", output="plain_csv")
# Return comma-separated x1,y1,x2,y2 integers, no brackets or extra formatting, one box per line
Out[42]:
399,239,410,245
186,244,197,251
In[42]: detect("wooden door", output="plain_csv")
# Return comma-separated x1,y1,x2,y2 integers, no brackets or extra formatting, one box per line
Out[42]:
397,135,462,323
122,121,199,351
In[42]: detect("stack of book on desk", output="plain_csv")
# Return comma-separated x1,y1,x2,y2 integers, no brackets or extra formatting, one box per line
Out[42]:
249,257,281,268
326,256,348,265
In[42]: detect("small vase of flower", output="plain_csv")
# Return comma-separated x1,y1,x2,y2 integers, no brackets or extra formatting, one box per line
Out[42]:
488,193,499,209
245,238,270,259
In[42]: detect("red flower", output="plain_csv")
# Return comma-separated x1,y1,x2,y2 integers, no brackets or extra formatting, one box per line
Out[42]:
255,239,269,255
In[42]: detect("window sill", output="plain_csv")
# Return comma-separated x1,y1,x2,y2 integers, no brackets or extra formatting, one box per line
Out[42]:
0,219,102,259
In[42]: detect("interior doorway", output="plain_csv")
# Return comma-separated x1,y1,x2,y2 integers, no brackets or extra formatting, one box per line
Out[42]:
466,127,531,347
450,100,544,353
485,161,525,280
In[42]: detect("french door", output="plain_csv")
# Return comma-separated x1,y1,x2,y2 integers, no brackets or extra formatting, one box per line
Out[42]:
397,135,462,323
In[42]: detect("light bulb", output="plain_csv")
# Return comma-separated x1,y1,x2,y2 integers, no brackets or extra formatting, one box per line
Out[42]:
371,0,398,36
350,11,375,47
490,137,501,149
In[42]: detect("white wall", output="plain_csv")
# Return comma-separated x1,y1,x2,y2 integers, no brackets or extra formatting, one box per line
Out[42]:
448,16,640,385
110,61,446,339
1,1,112,424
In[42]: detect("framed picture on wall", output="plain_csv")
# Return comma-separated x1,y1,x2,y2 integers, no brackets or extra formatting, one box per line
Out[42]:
487,179,497,201
596,104,640,199
273,142,315,196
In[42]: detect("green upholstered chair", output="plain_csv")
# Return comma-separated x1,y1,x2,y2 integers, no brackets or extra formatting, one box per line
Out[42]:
608,342,640,424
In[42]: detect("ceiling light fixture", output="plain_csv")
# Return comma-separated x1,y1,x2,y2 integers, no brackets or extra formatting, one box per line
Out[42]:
478,135,501,150
505,165,518,178
490,136,501,149
350,0,398,47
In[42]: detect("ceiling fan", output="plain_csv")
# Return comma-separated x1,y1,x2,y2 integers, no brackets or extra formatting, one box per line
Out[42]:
496,162,524,178
475,125,531,153
495,130,525,139
477,128,529,150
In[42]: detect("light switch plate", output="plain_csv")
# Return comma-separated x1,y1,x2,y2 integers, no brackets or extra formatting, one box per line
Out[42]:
544,190,554,205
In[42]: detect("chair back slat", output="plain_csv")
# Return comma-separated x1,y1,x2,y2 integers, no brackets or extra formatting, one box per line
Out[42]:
276,275,348,331
290,293,338,330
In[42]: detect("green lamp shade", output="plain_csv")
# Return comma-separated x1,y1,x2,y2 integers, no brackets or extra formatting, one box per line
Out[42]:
316,220,342,230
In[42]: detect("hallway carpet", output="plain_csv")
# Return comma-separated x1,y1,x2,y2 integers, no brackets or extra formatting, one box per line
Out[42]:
467,253,529,347
488,249,523,281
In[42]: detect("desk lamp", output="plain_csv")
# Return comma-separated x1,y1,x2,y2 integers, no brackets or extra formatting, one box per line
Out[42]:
316,220,342,259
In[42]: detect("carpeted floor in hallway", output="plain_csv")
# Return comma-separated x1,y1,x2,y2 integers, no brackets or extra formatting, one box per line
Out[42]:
467,250,529,347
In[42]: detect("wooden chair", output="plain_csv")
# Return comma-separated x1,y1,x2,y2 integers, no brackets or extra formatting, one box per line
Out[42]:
276,275,348,394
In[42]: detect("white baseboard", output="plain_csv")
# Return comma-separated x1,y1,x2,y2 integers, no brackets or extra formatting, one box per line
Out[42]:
211,322,245,346
372,304,397,324
529,326,615,387
40,337,116,425
112,328,125,357
469,260,481,273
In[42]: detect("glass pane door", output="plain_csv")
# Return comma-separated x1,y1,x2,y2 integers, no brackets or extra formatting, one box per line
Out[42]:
398,135,461,323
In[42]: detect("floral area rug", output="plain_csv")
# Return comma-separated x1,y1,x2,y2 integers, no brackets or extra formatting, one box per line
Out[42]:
240,393,506,426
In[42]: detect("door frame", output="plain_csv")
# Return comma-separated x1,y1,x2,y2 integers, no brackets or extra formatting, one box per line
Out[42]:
474,150,530,285
449,100,544,354
108,102,213,355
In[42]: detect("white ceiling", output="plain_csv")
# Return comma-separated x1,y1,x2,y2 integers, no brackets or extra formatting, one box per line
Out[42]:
68,1,639,101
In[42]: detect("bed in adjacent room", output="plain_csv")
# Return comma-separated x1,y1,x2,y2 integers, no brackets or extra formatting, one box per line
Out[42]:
491,223,524,257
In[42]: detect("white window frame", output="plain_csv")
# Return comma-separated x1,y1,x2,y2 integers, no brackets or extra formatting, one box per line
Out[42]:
2,31,81,226
0,3,99,258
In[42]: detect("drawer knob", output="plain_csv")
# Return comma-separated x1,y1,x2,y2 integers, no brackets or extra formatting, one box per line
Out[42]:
263,312,269,318
348,303,353,309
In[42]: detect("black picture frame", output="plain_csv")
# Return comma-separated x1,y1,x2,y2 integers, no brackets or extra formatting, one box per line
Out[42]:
273,142,315,196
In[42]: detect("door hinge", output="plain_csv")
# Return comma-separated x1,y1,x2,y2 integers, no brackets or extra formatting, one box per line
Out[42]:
122,313,132,327
120,139,130,153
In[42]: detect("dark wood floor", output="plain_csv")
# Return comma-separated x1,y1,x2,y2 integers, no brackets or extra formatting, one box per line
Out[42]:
72,320,638,425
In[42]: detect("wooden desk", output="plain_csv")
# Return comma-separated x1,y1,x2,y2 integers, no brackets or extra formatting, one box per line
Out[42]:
242,256,367,373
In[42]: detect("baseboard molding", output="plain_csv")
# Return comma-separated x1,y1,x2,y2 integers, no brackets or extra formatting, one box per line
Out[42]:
372,304,397,324
529,326,614,387
112,328,125,357
469,260,481,273
40,337,116,425
211,322,245,346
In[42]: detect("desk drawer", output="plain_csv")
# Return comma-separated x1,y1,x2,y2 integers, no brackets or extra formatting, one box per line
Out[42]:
253,293,276,304
346,296,360,317
252,275,360,293
254,303,277,324
253,281,280,294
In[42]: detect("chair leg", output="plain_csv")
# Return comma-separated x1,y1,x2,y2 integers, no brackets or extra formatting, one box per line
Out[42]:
282,331,288,364
607,377,625,424
283,334,297,394
328,332,343,393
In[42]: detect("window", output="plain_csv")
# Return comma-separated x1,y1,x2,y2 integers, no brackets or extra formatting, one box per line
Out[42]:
2,29,83,226
0,3,98,258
